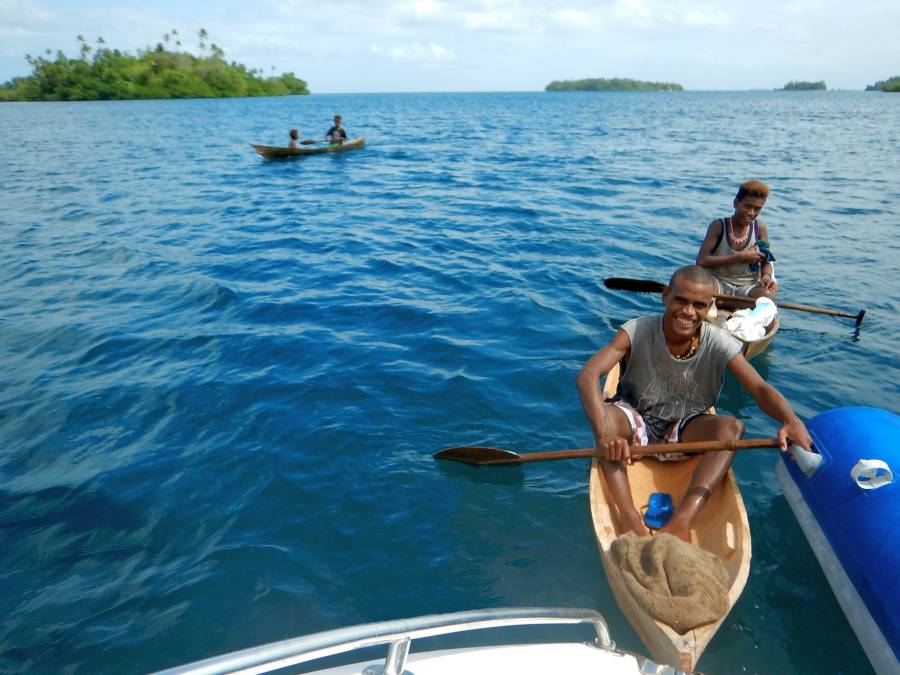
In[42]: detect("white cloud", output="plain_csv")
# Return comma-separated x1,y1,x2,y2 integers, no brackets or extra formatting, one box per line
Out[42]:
462,10,506,30
0,0,55,23
411,0,441,16
555,8,589,26
611,0,654,25
1,0,898,91
679,8,732,27
371,41,457,64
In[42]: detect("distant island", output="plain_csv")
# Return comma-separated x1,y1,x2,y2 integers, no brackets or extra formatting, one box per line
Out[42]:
779,81,826,91
865,76,900,92
545,77,683,92
0,31,309,102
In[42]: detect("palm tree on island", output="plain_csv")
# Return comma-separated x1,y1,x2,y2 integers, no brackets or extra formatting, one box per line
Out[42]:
0,30,309,101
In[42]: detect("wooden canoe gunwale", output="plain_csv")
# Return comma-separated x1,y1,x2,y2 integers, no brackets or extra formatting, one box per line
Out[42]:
588,364,752,672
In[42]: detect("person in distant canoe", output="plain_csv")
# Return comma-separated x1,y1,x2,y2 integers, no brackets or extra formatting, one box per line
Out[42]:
576,265,811,542
325,115,348,145
696,180,777,299
289,128,300,149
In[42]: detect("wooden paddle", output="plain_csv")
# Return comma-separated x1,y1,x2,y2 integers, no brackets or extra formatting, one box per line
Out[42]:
604,277,866,327
434,437,780,466
300,139,322,145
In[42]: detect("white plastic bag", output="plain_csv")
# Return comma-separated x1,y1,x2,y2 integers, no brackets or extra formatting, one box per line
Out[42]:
725,297,777,341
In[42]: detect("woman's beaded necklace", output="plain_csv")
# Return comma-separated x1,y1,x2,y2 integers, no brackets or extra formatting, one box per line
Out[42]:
727,216,751,249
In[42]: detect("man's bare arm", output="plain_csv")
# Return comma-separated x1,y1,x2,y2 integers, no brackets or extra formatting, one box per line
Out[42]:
576,329,631,443
727,354,812,450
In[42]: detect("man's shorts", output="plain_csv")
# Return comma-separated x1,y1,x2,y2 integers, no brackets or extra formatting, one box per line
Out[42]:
609,400,708,461
713,277,760,297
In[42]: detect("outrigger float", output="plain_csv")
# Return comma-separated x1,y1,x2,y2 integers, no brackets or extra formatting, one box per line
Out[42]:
778,406,900,675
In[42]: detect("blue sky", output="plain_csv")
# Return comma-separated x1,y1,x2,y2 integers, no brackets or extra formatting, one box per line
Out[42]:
2,0,898,92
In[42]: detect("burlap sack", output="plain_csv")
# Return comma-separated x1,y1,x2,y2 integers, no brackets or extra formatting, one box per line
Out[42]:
610,532,729,634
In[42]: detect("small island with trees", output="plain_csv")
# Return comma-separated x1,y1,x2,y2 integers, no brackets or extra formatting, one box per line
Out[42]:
0,31,309,102
865,76,900,92
779,81,826,91
545,77,683,92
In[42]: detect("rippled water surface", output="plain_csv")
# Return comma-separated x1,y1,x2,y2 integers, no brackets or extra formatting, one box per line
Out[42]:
1,91,898,674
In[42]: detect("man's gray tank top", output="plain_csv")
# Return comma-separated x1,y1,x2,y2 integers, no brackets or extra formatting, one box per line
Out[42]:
614,315,743,438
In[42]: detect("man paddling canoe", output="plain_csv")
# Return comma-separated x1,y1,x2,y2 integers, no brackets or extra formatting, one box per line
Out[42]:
696,180,777,300
577,265,812,542
326,114,348,145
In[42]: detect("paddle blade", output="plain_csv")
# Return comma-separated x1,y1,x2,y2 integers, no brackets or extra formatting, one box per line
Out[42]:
604,278,667,293
300,139,318,145
433,446,523,466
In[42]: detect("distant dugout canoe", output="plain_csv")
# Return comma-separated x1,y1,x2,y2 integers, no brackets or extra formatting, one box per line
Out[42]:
251,137,366,159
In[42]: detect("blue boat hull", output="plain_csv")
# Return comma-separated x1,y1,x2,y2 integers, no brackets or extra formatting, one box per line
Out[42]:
777,407,900,675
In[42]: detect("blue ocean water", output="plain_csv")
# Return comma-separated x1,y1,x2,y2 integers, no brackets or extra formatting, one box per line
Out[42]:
1,91,898,674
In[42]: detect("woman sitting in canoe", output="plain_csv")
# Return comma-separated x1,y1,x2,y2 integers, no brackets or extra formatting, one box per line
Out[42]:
696,180,777,299
289,129,300,149
576,265,811,542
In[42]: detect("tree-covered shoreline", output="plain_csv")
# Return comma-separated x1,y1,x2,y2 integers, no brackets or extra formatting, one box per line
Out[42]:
545,77,682,92
865,76,900,92
0,32,309,102
779,81,826,91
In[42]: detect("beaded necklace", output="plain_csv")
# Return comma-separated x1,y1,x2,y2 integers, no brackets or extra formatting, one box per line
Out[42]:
673,334,700,360
727,216,751,249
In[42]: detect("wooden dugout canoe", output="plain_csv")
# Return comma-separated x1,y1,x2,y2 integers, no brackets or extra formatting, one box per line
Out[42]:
589,364,752,672
251,137,366,159
707,302,779,360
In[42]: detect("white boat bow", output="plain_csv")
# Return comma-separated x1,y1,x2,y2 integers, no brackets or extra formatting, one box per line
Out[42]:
151,607,695,675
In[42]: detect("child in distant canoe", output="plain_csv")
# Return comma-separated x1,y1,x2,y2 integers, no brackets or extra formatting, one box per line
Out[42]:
289,129,299,149
696,179,777,299
325,115,347,145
